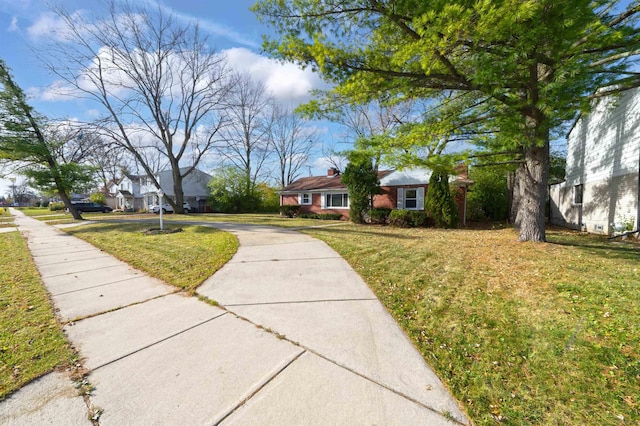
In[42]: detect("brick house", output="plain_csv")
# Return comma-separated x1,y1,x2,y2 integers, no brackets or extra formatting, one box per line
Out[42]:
280,167,473,224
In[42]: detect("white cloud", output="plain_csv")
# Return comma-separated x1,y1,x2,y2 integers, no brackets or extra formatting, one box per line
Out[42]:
165,8,259,49
222,47,327,105
27,12,71,41
40,80,81,101
8,16,18,32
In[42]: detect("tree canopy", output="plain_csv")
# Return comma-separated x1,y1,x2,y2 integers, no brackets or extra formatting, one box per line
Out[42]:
44,0,230,213
253,0,640,241
0,60,94,219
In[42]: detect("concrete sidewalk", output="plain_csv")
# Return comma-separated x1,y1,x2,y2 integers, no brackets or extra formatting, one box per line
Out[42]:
1,210,470,425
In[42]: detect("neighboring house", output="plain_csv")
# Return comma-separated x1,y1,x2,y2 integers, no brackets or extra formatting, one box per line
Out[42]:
280,167,473,224
104,179,118,209
115,174,145,211
108,168,213,212
550,88,640,235
139,168,213,213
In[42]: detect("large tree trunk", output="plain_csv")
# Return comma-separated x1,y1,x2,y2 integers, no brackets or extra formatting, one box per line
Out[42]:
516,139,549,242
59,191,83,220
172,170,185,214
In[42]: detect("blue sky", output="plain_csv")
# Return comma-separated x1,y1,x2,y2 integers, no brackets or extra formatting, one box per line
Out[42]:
0,0,336,197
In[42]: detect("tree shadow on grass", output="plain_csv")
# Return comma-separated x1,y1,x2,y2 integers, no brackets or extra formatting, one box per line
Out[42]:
546,228,640,262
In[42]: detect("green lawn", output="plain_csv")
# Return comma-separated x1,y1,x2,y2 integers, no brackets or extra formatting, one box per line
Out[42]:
0,208,14,227
2,219,237,399
298,224,640,425
0,232,74,399
65,222,238,293
4,209,638,424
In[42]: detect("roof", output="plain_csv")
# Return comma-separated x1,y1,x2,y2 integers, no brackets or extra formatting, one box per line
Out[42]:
281,170,394,192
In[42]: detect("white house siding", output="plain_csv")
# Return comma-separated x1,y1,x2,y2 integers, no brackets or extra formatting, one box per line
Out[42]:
550,88,640,234
139,168,213,211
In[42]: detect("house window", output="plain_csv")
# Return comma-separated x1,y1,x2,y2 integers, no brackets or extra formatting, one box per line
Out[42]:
299,193,312,205
405,189,418,209
397,187,425,210
325,193,349,208
573,184,583,205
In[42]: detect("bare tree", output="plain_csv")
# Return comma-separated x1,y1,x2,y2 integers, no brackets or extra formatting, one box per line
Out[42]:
217,73,274,195
269,105,316,188
43,1,230,213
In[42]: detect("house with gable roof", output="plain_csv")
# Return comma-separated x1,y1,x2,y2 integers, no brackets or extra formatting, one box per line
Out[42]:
280,166,473,224
550,87,640,235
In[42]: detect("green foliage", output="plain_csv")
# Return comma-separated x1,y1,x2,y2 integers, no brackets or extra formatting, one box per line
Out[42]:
0,60,94,206
389,210,433,228
298,213,342,220
467,167,509,221
89,192,106,206
49,202,66,211
368,207,391,224
280,204,300,218
425,171,458,228
256,183,280,213
341,152,380,224
208,166,268,213
253,0,640,241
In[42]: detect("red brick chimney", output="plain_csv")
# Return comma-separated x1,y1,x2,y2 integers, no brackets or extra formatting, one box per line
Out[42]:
327,168,340,177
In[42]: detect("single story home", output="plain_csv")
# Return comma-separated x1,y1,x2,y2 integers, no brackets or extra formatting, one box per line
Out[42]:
550,87,640,235
280,166,473,224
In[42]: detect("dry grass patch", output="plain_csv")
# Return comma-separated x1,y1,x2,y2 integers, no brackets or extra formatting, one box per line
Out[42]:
0,208,14,228
65,222,238,293
302,224,640,425
0,232,73,399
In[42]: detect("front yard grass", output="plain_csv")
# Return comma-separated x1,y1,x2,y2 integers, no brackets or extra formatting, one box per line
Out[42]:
0,208,14,228
65,222,238,293
300,224,640,425
0,232,74,399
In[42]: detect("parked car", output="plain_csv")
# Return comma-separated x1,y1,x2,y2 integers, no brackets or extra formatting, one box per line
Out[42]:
69,202,113,213
150,202,192,214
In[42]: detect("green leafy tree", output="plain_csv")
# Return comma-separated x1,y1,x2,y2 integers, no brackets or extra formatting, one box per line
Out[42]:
0,60,94,220
208,166,264,213
90,192,106,206
467,166,510,221
341,152,380,224
253,0,640,241
425,170,458,228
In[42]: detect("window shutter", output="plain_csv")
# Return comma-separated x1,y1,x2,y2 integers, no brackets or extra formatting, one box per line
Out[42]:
321,192,326,208
397,188,404,210
298,193,302,204
417,187,425,210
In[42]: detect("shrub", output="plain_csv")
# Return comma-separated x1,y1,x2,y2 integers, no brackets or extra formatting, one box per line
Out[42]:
280,205,300,218
299,213,342,220
425,170,458,228
90,192,106,205
389,210,411,227
317,213,342,220
389,209,433,228
49,202,66,211
368,208,391,224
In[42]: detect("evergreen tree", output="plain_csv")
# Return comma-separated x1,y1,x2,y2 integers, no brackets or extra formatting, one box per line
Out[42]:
425,170,458,228
253,0,640,241
0,60,93,219
341,152,380,224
